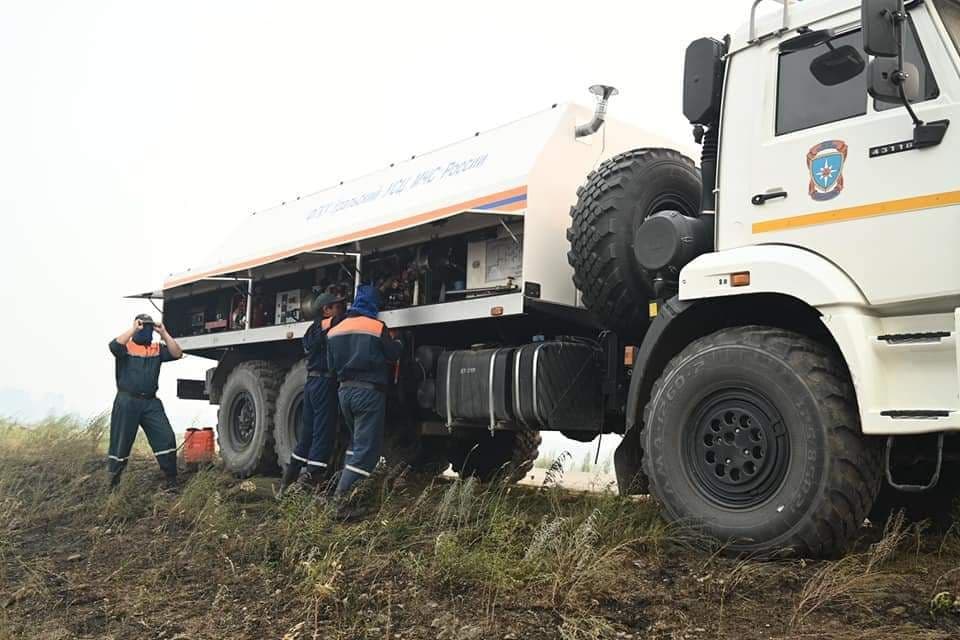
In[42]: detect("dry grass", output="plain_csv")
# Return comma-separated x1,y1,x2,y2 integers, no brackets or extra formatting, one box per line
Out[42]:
791,512,914,626
2,418,960,639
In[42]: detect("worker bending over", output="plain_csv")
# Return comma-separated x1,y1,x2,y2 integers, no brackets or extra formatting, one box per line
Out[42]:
326,285,403,498
107,314,183,489
280,291,347,493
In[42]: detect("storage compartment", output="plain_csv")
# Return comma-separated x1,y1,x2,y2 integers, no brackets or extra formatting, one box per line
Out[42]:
274,289,304,324
466,229,523,289
513,341,602,431
436,348,515,425
162,214,525,342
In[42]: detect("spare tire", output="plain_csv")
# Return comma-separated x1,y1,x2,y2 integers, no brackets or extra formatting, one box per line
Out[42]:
448,430,541,483
217,360,283,478
566,148,701,336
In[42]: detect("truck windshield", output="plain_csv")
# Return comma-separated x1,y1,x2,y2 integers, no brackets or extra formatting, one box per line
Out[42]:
934,0,960,53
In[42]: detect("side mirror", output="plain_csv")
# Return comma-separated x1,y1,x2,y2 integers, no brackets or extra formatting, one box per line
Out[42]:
810,45,866,86
683,37,726,126
862,0,904,58
868,59,921,103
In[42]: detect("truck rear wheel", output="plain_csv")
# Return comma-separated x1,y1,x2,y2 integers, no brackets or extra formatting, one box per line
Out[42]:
217,360,283,478
274,360,307,471
275,360,351,475
448,430,541,483
566,148,700,336
382,423,450,476
642,327,882,557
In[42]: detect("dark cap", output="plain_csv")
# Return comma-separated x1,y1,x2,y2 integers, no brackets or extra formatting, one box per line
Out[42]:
135,313,155,323
314,292,344,307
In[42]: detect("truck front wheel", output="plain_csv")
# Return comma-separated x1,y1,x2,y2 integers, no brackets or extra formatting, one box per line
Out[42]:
642,327,882,557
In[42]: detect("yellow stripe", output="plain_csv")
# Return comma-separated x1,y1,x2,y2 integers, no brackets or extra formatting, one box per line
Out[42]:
752,190,960,234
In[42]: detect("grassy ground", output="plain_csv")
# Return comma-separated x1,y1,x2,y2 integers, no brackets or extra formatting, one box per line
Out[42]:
3,417,960,639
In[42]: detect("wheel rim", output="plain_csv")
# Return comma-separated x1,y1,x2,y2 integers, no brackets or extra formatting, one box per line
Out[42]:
684,389,790,508
229,391,257,447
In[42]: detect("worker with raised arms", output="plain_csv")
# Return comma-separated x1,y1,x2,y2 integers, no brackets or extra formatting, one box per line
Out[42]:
279,290,347,493
107,314,183,489
326,284,403,505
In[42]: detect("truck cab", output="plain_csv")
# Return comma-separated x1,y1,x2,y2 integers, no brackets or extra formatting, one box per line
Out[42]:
609,0,960,556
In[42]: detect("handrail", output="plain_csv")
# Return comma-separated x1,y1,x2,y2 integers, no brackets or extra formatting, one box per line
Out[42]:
749,0,792,44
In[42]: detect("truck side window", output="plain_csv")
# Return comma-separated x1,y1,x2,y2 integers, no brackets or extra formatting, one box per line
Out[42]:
874,15,939,111
776,30,867,135
933,0,960,52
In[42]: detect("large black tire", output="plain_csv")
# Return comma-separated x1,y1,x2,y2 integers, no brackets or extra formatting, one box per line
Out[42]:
566,148,701,336
448,430,541,483
381,414,450,476
274,360,307,471
217,360,283,478
274,359,350,475
642,327,883,557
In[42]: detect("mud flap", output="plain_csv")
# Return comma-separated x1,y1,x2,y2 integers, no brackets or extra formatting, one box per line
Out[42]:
614,426,649,496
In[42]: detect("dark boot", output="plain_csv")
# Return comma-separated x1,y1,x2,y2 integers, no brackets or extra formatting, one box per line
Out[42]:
278,461,305,497
297,470,322,491
334,499,372,522
109,470,123,491
162,474,179,493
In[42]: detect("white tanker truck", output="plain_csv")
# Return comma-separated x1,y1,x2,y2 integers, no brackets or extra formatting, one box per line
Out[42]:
137,0,960,556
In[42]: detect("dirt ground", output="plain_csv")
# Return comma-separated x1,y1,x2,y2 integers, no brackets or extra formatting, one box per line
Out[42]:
3,418,960,640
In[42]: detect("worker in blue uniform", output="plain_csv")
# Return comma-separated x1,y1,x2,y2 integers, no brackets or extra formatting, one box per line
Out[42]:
107,314,183,489
279,291,347,494
326,285,403,499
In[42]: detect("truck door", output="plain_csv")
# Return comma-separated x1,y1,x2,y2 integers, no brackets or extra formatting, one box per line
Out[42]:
718,2,960,308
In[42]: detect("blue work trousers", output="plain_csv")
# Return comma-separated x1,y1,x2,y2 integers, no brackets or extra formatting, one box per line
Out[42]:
335,385,386,496
292,376,339,471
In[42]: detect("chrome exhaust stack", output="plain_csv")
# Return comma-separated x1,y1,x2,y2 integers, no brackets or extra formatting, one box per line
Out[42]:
575,84,619,138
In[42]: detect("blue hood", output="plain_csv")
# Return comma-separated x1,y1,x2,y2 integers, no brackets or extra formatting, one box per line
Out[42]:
350,285,380,319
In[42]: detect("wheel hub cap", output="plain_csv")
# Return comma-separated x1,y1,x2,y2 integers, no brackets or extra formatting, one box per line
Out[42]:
231,392,256,446
688,391,789,508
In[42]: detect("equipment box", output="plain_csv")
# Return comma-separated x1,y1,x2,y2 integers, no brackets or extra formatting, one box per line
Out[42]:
436,348,515,425
513,341,602,431
275,289,304,324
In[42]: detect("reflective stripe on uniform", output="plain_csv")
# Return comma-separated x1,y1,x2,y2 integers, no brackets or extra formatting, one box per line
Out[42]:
327,316,384,339
125,342,161,358
306,460,328,468
153,448,177,456
108,455,128,462
346,450,354,456
291,453,307,463
344,464,371,477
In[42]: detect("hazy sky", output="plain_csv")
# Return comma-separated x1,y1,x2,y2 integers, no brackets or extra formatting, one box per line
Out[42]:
1,1,740,454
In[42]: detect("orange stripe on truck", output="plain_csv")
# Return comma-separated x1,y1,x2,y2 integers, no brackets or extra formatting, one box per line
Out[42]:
752,190,960,234
164,185,528,289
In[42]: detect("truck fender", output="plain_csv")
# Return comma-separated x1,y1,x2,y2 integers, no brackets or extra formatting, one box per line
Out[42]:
624,296,695,432
678,244,867,308
626,246,869,433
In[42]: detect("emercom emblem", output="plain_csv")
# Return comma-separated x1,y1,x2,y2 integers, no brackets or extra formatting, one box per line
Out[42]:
807,140,848,201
